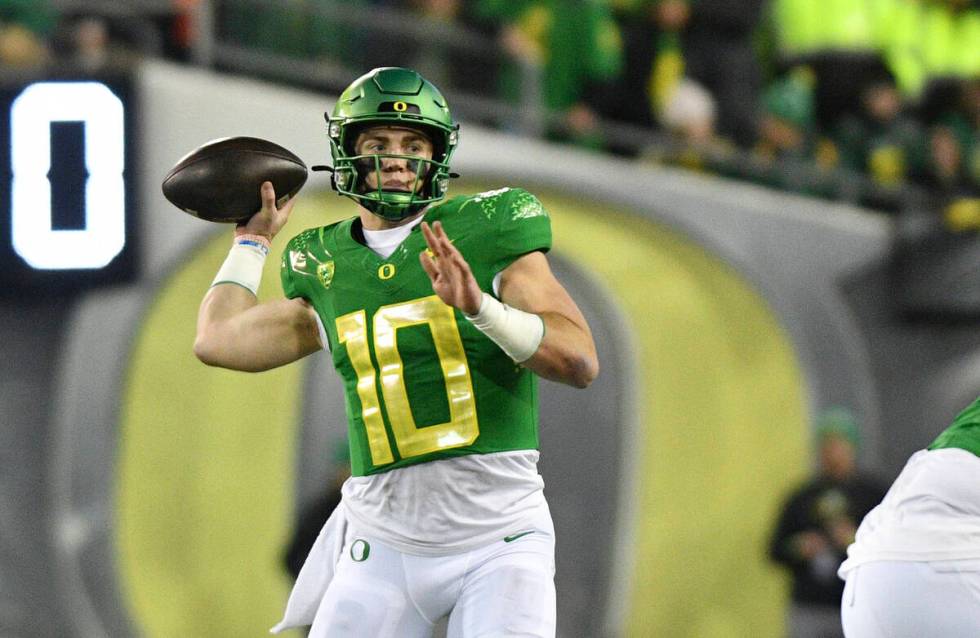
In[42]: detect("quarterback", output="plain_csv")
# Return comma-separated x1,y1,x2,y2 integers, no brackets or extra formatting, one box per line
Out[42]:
194,67,598,637
838,397,980,637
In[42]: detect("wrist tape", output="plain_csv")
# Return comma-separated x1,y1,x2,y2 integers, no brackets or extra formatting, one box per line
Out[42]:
464,292,544,363
210,234,271,296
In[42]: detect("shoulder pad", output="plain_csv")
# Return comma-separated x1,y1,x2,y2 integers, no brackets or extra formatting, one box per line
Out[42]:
507,189,548,221
471,187,512,201
456,187,549,224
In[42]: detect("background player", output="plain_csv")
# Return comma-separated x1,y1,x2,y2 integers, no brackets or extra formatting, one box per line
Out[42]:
768,408,887,638
838,397,980,637
193,67,598,637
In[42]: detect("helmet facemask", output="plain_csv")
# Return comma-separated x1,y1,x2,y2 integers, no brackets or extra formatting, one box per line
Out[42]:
332,127,452,221
325,67,459,221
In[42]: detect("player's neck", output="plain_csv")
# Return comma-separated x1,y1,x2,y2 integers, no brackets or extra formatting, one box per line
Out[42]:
358,206,426,231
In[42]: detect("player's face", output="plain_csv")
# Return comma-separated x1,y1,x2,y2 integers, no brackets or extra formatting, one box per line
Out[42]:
820,435,856,480
354,127,434,193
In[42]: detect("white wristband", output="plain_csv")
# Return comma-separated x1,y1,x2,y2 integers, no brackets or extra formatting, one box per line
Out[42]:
464,292,544,363
211,237,269,296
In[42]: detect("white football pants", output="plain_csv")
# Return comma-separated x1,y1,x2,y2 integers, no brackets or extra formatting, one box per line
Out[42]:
841,560,980,637
307,505,556,638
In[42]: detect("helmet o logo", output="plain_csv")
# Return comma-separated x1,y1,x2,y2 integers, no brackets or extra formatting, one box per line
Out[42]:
393,101,408,112
378,264,396,280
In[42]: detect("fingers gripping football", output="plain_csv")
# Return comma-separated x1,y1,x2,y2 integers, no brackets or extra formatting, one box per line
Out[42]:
235,181,297,240
419,221,483,315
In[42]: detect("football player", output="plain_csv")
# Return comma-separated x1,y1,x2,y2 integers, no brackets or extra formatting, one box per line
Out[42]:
194,67,598,637
838,397,980,637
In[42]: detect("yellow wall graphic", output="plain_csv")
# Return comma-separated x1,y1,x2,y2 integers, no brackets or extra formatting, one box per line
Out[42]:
547,197,807,637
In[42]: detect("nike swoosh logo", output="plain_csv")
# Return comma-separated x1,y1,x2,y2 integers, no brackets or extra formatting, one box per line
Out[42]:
503,531,536,543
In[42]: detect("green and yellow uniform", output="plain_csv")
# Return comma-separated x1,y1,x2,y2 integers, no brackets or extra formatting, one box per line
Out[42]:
274,67,567,636
282,187,551,477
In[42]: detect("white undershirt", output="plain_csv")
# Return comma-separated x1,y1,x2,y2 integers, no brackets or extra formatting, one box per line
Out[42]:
360,214,505,294
362,215,425,259
341,451,546,555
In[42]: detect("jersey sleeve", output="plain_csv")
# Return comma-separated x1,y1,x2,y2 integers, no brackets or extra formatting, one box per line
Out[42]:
490,188,553,273
929,396,980,456
279,228,319,300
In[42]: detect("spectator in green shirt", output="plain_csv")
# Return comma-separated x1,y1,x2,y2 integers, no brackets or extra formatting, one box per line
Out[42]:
476,0,624,148
833,72,925,200
751,67,840,195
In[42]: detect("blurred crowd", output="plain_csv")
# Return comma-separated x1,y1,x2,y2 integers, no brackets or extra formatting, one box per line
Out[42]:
0,0,195,72
3,0,978,220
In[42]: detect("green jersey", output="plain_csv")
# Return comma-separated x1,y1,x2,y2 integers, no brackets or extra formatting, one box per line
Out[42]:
281,188,552,476
929,396,980,458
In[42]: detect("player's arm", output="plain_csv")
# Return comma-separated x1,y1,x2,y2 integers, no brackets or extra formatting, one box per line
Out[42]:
195,289,321,372
420,221,598,388
194,182,322,372
495,251,598,387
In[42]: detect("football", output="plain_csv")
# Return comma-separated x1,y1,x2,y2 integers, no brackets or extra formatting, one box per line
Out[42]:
162,136,308,223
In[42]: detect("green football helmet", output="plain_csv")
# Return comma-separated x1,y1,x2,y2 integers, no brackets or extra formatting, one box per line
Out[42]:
326,67,459,221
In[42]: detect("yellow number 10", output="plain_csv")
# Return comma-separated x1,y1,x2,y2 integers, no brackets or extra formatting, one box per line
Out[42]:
336,296,479,465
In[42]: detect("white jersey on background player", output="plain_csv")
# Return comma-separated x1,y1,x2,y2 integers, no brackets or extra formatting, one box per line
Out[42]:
838,397,980,637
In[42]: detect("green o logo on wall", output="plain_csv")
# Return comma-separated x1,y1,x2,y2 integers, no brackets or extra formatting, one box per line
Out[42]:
350,539,371,562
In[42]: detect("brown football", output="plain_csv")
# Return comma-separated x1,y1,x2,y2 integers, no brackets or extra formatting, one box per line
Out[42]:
162,136,308,223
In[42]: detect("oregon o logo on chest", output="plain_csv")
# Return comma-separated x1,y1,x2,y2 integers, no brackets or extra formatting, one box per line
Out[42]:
378,263,396,280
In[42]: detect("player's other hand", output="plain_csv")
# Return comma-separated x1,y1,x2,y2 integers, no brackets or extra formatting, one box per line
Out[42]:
235,181,297,240
419,221,483,315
